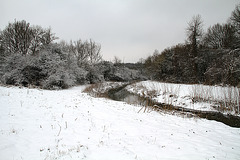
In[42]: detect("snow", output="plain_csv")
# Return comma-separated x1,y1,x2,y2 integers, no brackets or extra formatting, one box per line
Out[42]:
1,85,240,160
126,81,240,114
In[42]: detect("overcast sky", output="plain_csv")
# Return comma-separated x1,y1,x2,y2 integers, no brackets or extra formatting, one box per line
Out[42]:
1,0,239,62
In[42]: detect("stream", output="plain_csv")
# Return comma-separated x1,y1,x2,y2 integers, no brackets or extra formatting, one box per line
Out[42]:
107,84,240,128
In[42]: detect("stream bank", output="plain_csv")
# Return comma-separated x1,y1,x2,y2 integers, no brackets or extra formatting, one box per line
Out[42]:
107,84,240,128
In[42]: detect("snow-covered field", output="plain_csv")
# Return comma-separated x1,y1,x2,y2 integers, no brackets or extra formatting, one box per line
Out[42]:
127,81,240,115
1,85,240,160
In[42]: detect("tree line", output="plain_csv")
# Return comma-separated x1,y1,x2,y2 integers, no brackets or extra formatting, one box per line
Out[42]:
0,20,145,89
144,4,240,86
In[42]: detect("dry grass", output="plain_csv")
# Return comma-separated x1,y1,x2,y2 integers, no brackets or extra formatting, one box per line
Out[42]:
190,85,240,114
83,83,107,97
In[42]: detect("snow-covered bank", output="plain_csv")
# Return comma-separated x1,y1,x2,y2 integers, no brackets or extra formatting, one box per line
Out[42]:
1,86,240,160
126,81,240,115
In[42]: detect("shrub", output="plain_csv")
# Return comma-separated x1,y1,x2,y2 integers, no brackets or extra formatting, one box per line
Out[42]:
42,70,75,89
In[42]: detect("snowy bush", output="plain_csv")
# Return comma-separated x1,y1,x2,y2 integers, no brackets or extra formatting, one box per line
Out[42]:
36,45,83,89
42,69,75,89
73,67,89,85
0,44,92,89
21,65,46,86
1,54,26,85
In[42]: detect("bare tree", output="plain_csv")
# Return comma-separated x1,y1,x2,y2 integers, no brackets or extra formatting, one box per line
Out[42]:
0,20,32,55
204,23,236,49
41,27,57,45
87,39,102,65
231,4,240,29
0,20,57,55
67,39,102,66
30,25,45,55
186,15,203,56
113,56,122,64
230,4,240,48
69,40,89,67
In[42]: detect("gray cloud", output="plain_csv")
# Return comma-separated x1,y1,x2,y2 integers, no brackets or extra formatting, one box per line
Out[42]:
1,0,239,62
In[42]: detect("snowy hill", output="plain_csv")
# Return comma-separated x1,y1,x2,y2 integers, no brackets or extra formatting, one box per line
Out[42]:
0,85,240,160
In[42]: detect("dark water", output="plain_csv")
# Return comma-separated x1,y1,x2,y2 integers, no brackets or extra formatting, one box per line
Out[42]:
108,88,146,105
